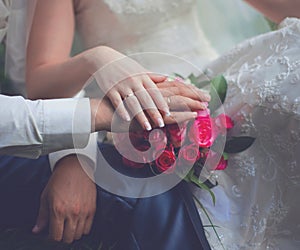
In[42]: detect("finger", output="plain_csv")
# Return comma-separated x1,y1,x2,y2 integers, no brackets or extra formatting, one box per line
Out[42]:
49,212,64,242
124,95,152,131
166,96,208,111
83,215,94,235
148,73,167,83
63,218,77,244
164,111,198,125
32,197,49,234
135,89,165,128
74,218,85,241
107,90,131,122
143,77,170,116
157,81,211,102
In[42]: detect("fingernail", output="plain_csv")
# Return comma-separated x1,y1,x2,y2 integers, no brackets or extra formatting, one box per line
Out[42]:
32,225,39,233
199,102,208,110
204,95,211,101
192,112,198,118
165,111,171,117
125,114,131,122
144,121,152,131
157,118,165,128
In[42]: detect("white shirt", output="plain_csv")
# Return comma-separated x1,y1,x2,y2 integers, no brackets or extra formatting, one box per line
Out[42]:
0,0,98,169
0,94,91,159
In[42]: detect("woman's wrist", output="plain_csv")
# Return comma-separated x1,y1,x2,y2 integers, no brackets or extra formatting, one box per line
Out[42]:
90,98,112,132
83,46,122,76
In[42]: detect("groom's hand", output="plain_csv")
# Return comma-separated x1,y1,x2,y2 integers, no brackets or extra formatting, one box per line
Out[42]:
32,155,97,243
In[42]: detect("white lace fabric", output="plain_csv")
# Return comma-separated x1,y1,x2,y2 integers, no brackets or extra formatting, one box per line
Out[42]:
74,0,218,76
199,18,300,250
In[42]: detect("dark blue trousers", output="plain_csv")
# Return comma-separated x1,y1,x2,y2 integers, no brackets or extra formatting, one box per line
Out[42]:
0,144,211,250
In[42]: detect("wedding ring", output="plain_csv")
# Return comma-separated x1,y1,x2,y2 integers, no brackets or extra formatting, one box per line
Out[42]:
124,93,135,100
167,96,171,105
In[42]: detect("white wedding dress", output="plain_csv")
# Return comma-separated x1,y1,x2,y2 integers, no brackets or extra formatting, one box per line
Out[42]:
4,0,300,249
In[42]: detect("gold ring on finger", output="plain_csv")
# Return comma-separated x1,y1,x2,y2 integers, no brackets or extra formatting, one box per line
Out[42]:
167,96,171,105
124,93,135,100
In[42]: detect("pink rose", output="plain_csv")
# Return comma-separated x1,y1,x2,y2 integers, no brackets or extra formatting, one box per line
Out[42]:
196,109,210,117
214,114,234,132
155,145,176,173
188,113,216,148
215,155,228,170
167,122,187,148
178,143,200,165
204,151,228,171
148,128,167,148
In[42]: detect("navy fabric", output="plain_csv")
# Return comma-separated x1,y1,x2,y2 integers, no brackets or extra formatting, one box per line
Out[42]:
0,144,211,250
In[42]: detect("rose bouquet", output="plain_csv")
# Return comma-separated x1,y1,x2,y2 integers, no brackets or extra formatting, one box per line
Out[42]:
118,74,254,187
120,108,233,178
114,74,255,247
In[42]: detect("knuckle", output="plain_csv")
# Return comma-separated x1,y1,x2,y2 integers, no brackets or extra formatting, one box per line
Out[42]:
52,204,65,217
71,204,81,217
148,110,160,118
127,75,137,83
106,89,115,97
170,81,177,87
178,87,184,95
112,98,121,107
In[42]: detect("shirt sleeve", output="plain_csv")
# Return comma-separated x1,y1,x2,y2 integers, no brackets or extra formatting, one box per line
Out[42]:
48,132,98,172
48,90,98,172
0,95,91,158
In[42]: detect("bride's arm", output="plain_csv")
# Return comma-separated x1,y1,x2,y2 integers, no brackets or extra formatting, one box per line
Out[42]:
27,0,179,130
244,0,300,23
26,0,98,99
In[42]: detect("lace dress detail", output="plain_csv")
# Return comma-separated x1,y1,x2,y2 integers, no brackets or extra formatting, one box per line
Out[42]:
202,18,300,250
73,0,300,248
74,0,217,76
103,0,194,15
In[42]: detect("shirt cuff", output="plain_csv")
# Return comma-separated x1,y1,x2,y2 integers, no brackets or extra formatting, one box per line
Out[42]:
48,132,98,172
39,98,91,155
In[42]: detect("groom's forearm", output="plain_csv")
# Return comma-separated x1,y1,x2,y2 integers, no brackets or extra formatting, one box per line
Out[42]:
244,0,300,23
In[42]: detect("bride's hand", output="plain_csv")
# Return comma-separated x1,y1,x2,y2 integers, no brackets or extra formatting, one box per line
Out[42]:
91,80,210,132
84,46,210,131
85,46,169,130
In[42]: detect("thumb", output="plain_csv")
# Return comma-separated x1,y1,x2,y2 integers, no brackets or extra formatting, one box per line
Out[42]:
32,197,49,234
148,73,167,83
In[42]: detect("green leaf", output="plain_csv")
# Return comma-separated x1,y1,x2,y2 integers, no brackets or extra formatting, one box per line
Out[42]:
193,195,226,250
187,73,198,84
194,80,211,89
223,152,229,160
173,73,185,79
209,75,228,112
188,73,211,88
224,136,256,154
190,174,216,206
